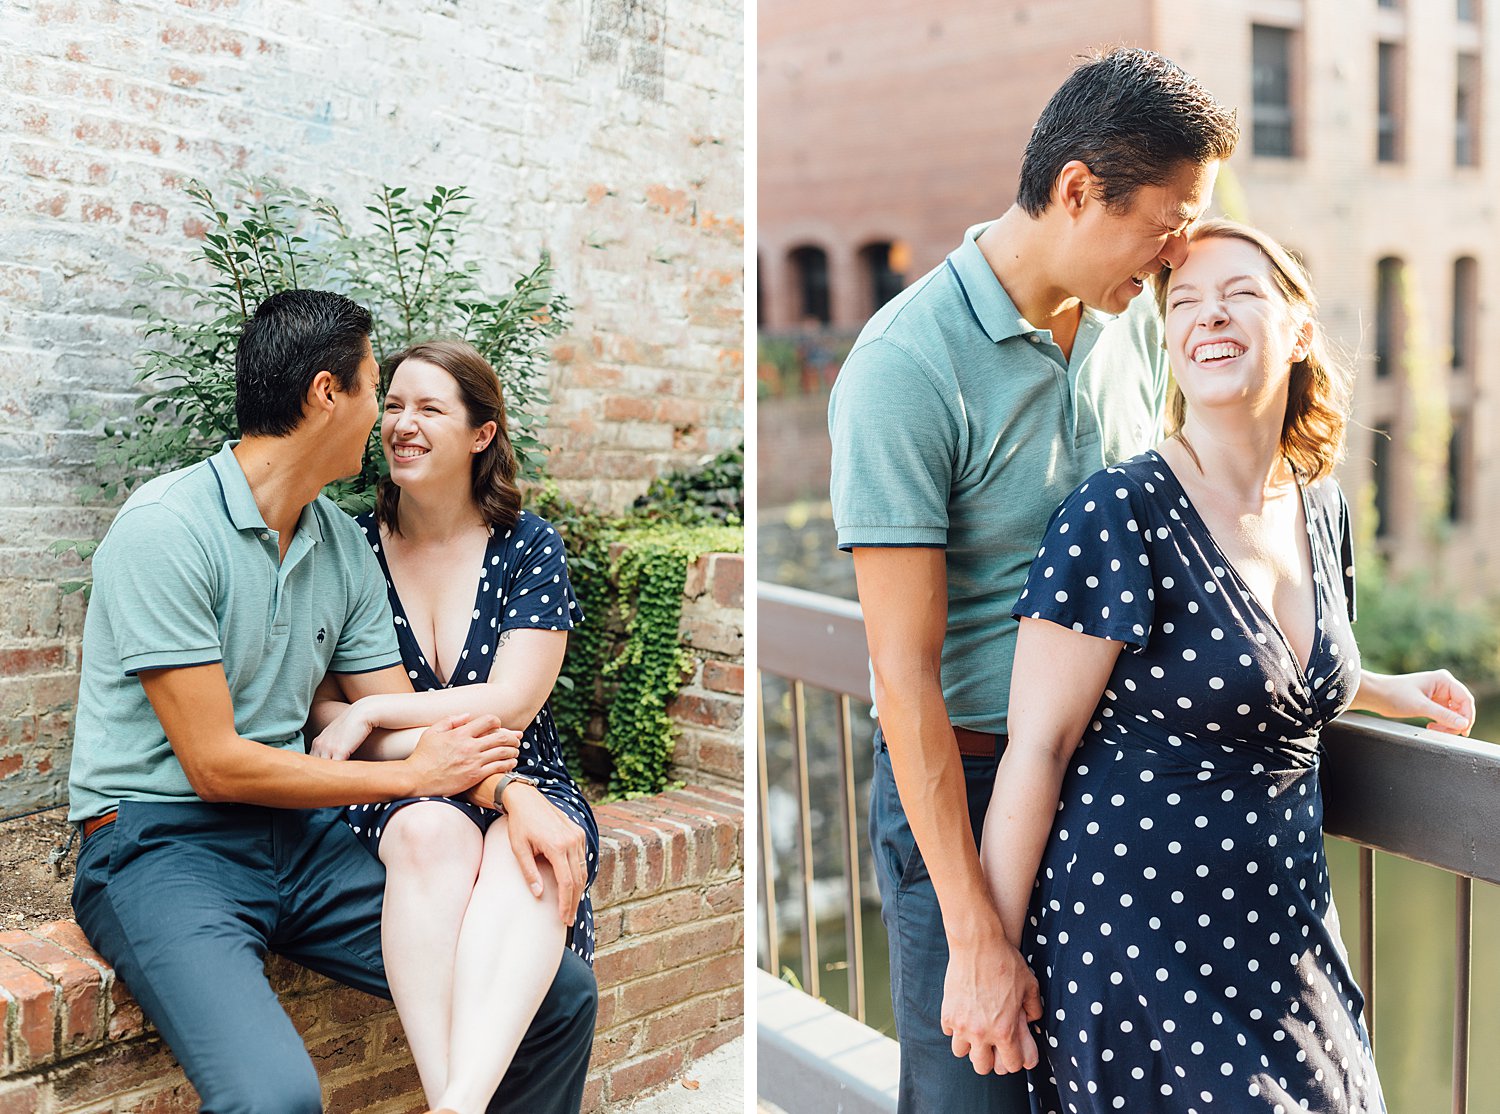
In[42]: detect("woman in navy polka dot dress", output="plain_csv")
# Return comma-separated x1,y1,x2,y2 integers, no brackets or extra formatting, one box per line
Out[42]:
978,222,1475,1114
307,339,597,1114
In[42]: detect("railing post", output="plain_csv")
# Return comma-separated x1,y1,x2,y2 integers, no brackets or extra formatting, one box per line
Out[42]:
757,671,780,975
1453,875,1472,1114
790,680,820,999
1359,846,1376,1050
836,694,866,1023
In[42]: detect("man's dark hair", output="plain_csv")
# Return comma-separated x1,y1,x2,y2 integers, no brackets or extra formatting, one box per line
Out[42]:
234,289,373,436
1016,47,1239,217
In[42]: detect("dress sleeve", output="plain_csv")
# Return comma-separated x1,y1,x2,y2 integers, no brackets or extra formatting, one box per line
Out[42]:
1011,471,1157,651
498,514,580,633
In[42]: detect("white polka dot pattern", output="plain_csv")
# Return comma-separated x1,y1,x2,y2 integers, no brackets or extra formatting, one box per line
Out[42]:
346,511,597,964
1012,453,1379,1112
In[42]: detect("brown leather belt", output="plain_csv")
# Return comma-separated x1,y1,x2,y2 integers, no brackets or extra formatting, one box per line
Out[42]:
878,721,1006,758
82,811,118,840
952,726,1007,758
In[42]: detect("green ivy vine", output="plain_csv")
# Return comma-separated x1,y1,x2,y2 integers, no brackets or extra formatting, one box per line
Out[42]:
603,523,741,797
539,451,743,798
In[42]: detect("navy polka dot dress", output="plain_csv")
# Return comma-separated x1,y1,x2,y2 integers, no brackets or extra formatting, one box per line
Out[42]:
1012,451,1382,1113
345,510,599,965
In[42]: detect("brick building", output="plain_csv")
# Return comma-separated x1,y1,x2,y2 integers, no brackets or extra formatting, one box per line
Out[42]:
0,0,743,811
759,0,1498,599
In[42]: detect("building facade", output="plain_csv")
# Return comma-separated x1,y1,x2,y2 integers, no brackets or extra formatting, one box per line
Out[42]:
759,0,1497,597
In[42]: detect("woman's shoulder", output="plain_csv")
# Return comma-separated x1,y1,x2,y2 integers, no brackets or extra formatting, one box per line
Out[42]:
499,508,564,545
1060,451,1174,514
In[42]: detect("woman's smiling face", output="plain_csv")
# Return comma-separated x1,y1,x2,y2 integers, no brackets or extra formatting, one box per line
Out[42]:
381,358,492,488
1164,235,1310,419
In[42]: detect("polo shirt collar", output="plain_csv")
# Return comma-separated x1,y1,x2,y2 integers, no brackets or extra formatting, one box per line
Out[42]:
207,441,326,545
948,221,1118,345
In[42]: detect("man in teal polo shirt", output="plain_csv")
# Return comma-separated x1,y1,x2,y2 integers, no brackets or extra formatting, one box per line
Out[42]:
829,48,1238,1113
69,289,597,1114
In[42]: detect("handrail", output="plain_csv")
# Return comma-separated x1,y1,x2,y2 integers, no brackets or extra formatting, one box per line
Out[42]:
756,580,1500,1113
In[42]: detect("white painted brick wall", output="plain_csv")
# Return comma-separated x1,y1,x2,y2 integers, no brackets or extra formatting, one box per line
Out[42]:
0,0,745,810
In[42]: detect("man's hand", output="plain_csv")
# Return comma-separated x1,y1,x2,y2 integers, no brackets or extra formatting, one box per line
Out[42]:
503,784,588,924
403,714,520,796
943,938,1043,1075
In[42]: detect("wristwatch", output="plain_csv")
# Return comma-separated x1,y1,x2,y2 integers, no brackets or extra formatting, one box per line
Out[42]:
492,772,539,814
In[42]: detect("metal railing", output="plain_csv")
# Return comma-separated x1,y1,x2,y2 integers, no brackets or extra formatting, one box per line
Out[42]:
757,580,1500,1113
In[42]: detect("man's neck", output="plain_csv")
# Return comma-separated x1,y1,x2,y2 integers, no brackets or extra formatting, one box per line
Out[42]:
977,208,1084,350
233,436,330,543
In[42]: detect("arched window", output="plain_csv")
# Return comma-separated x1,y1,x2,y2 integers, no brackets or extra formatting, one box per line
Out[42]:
858,241,907,313
1374,257,1404,379
789,245,831,326
1451,256,1477,372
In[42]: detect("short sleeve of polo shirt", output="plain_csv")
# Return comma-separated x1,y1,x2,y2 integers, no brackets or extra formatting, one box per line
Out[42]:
94,503,223,676
330,516,401,674
829,338,959,550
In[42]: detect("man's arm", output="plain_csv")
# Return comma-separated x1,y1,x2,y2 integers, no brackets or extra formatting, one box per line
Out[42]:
851,546,1040,1073
141,663,516,807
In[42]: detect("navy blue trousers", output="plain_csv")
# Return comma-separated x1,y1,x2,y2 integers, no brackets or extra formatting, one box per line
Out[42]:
869,728,1031,1114
73,801,596,1114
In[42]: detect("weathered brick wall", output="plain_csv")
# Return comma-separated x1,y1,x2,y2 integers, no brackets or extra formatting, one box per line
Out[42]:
667,552,743,790
0,0,744,812
0,789,743,1113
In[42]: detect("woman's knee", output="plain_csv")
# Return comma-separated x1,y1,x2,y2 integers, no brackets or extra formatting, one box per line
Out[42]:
379,802,482,873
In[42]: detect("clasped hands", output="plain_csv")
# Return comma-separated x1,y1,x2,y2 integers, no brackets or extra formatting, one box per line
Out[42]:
943,939,1044,1076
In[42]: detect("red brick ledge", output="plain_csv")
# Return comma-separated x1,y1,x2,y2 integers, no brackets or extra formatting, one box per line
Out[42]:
0,787,744,1114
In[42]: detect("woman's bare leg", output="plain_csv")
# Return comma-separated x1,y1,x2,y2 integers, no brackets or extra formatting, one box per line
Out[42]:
432,817,567,1114
378,803,485,1106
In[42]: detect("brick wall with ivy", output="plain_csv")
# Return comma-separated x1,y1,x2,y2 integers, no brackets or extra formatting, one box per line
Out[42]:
0,0,743,812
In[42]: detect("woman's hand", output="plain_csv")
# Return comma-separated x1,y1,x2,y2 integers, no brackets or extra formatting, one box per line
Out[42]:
1355,668,1476,735
309,702,376,760
502,784,588,925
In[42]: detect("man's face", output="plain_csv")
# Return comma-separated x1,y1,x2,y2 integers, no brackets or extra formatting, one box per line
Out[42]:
332,340,380,478
1072,159,1219,315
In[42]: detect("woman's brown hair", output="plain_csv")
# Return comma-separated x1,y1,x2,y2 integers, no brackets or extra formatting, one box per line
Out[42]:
1156,218,1354,483
375,339,522,535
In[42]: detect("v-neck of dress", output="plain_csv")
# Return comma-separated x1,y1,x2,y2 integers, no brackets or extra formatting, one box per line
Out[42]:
369,524,495,689
1146,450,1323,683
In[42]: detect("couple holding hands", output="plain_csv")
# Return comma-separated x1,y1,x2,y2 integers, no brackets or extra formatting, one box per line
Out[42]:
831,47,1475,1114
68,294,596,1113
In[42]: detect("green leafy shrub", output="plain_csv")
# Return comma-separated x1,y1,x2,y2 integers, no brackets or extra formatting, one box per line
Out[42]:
543,451,745,798
1353,559,1500,681
630,443,744,526
61,176,568,527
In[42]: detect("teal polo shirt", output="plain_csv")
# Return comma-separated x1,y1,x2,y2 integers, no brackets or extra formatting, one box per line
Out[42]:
828,221,1169,735
68,443,401,822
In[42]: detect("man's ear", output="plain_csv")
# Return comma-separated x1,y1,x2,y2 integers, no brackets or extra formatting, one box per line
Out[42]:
307,369,338,414
1054,160,1095,218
